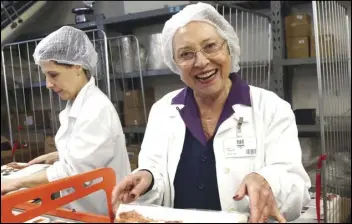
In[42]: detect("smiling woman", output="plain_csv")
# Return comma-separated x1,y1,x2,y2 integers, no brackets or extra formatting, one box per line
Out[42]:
112,2,311,223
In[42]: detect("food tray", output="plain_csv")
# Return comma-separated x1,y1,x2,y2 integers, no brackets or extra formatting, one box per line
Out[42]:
115,204,249,223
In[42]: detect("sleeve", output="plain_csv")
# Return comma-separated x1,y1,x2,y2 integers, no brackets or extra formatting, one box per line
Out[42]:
46,114,116,182
254,95,311,222
133,102,169,206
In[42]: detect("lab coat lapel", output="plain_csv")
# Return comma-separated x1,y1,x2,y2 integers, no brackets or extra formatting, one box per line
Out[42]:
54,106,70,147
216,104,253,135
167,104,186,188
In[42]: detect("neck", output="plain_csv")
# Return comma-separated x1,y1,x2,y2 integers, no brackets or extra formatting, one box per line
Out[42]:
72,76,89,101
194,78,232,111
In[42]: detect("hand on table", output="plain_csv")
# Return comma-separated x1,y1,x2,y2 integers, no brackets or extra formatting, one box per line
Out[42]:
27,152,59,166
234,173,286,223
1,179,21,195
111,170,153,212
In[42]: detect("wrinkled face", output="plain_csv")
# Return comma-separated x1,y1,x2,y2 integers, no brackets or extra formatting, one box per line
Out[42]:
40,61,87,101
173,21,231,97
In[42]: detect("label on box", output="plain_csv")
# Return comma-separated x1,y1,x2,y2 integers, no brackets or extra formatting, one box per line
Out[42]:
297,15,303,20
25,116,33,126
299,40,305,44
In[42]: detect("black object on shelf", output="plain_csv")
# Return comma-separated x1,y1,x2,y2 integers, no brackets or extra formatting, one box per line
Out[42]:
294,109,316,125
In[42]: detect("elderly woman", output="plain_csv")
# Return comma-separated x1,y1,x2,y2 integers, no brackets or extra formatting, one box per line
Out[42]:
112,2,311,223
1,26,131,215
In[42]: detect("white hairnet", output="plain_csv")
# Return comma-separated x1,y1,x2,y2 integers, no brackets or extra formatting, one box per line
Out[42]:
161,2,241,75
33,26,98,74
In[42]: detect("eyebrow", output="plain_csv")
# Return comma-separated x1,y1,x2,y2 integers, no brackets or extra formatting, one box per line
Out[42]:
177,38,217,51
46,71,59,75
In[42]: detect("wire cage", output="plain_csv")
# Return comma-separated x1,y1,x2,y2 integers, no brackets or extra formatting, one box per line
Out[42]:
312,1,351,222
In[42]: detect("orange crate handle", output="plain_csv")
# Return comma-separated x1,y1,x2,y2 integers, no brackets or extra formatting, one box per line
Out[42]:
1,167,116,223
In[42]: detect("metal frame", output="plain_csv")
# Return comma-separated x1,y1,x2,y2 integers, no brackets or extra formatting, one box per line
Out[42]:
270,1,285,100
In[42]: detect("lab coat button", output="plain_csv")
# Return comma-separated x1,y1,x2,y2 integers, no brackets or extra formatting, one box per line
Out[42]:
224,168,230,174
201,155,207,162
228,208,236,212
198,184,204,190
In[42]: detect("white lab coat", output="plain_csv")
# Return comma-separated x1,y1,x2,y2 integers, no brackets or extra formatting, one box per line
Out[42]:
135,85,311,222
46,77,131,215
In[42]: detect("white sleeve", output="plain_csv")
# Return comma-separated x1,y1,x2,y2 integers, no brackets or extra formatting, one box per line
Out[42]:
46,115,116,182
133,103,168,205
255,96,311,222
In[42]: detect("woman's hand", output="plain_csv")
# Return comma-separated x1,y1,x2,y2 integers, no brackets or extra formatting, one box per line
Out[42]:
1,179,22,195
234,173,286,223
111,171,153,211
27,152,59,166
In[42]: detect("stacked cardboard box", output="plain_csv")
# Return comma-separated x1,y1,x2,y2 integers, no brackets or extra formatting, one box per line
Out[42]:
123,88,155,127
285,13,336,58
127,144,140,170
285,14,311,58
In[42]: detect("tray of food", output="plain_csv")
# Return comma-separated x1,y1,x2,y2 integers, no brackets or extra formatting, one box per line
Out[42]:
1,163,50,179
114,204,249,223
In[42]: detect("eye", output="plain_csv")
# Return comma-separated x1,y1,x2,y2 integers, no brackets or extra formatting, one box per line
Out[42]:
179,51,194,60
204,42,217,51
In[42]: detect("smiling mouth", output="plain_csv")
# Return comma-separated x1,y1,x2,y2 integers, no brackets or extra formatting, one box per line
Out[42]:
195,69,218,81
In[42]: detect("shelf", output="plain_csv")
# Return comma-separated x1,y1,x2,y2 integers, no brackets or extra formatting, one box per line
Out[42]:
103,5,188,31
123,126,146,134
279,57,350,67
111,69,176,79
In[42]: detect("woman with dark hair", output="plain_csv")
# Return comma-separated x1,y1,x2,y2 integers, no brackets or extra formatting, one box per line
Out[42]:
1,26,131,215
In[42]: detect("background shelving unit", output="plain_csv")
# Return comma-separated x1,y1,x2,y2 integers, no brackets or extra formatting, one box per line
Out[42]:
1,1,350,222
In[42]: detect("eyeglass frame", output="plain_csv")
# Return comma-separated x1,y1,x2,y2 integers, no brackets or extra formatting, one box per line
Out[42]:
174,40,228,66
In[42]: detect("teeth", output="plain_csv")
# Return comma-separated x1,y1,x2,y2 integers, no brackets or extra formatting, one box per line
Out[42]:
196,70,215,79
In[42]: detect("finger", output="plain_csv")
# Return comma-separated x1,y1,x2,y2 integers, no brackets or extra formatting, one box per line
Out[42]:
129,177,148,199
248,187,261,223
112,179,133,205
234,182,247,200
122,192,132,203
111,185,119,207
273,208,287,223
258,188,271,216
259,205,270,223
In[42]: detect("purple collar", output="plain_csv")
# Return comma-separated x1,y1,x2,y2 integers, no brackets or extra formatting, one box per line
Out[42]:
171,73,251,145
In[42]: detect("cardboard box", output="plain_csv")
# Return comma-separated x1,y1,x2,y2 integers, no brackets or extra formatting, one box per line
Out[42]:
285,14,311,38
124,107,151,126
287,36,310,58
127,144,140,170
124,88,155,109
44,136,57,154
310,34,335,57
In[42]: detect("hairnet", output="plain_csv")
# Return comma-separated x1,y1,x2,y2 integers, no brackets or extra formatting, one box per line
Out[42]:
33,26,98,74
161,2,241,75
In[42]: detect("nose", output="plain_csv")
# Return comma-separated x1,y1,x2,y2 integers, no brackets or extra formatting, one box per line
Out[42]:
193,51,209,68
46,78,54,89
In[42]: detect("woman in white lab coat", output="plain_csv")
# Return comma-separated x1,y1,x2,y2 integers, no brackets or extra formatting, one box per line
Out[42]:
112,2,312,223
1,26,131,215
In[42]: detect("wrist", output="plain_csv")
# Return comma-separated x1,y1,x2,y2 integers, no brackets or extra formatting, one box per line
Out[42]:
139,169,154,194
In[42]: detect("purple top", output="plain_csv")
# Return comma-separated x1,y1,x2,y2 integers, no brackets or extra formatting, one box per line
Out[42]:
171,73,251,145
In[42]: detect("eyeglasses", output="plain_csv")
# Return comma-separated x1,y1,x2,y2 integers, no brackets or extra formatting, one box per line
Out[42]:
175,40,227,66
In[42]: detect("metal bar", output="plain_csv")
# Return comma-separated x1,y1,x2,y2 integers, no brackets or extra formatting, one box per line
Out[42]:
26,42,39,157
267,21,272,89
313,1,328,220
1,48,15,161
215,1,271,21
17,44,32,160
